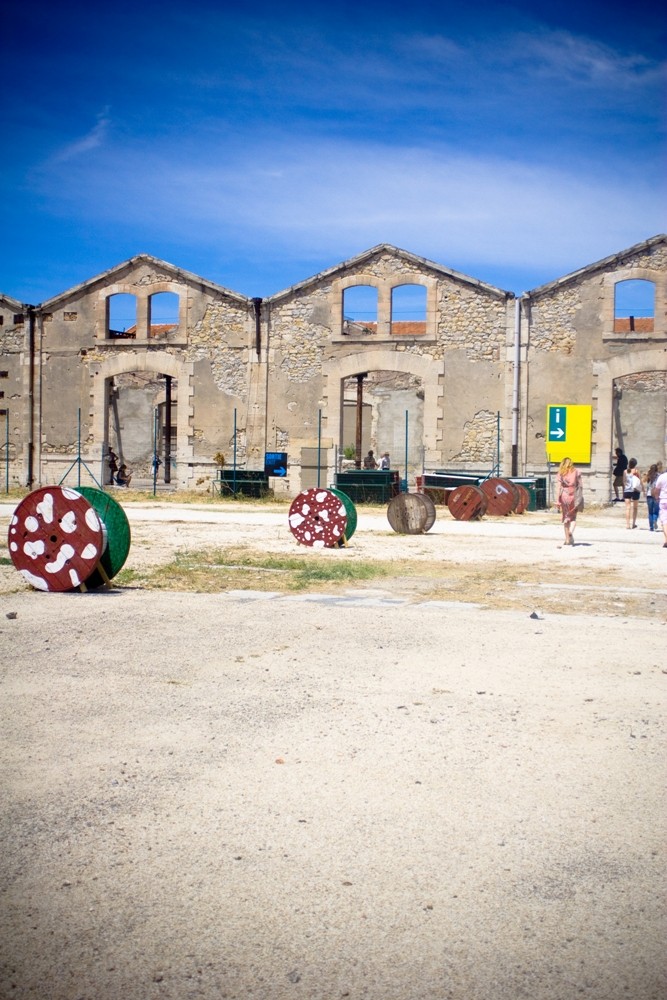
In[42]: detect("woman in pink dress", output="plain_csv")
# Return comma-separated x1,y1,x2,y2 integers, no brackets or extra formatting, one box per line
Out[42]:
556,457,583,546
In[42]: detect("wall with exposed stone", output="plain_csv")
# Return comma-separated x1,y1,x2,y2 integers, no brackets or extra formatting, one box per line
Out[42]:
2,239,665,499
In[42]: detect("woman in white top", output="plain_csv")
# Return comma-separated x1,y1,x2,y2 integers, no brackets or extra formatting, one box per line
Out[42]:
622,458,641,529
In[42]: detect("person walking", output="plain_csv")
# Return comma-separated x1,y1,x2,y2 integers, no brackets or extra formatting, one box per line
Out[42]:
643,463,661,532
623,458,641,529
555,456,583,546
612,447,628,502
652,466,667,548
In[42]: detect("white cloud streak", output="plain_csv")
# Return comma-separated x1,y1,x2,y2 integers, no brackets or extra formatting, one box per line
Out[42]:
52,108,111,163
33,134,665,281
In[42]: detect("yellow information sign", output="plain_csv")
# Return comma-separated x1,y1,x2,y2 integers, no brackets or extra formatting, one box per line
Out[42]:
546,405,592,463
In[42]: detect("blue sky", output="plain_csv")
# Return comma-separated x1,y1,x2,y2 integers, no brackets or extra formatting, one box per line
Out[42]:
1,0,665,305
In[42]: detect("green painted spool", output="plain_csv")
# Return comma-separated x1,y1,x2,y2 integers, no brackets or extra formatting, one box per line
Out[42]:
78,487,131,588
329,488,358,543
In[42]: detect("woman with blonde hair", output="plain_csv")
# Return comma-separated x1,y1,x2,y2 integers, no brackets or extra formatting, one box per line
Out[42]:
555,457,583,546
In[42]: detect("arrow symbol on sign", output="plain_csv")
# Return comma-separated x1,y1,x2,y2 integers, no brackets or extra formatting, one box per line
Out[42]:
550,427,564,439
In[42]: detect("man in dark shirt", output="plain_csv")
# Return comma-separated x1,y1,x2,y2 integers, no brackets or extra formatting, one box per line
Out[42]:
612,447,628,501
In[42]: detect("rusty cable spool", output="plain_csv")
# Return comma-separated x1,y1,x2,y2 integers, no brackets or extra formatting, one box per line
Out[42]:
513,483,530,514
288,488,348,547
77,487,132,587
329,488,358,545
479,477,518,516
387,492,434,534
447,484,487,521
8,486,107,592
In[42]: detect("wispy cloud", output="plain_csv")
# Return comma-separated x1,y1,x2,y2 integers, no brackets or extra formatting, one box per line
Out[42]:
52,108,111,163
32,133,664,285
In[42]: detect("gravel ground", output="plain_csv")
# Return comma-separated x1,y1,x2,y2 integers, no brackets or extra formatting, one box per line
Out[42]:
0,499,665,1000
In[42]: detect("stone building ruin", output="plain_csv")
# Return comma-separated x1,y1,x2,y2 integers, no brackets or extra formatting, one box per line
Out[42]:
1,235,665,502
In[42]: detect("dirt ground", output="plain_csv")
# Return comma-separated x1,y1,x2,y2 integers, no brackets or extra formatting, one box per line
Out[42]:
0,497,665,1000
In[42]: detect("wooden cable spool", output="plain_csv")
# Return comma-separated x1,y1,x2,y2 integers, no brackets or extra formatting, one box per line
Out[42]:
329,488,358,545
8,486,107,592
78,487,132,587
513,484,530,514
419,492,437,532
479,477,518,516
288,488,348,547
386,492,435,534
447,484,487,521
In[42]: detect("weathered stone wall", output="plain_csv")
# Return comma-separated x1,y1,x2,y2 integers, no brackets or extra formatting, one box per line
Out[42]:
3,239,665,494
437,284,506,361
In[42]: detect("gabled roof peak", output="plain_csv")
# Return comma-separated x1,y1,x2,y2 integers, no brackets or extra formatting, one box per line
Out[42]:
526,234,667,298
38,254,252,309
266,243,512,302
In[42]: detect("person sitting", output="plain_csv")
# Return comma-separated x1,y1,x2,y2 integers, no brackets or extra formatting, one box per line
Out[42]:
379,452,390,470
363,449,378,469
116,463,132,487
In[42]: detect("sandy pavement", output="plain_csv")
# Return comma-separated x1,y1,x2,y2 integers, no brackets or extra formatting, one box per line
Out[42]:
0,498,665,999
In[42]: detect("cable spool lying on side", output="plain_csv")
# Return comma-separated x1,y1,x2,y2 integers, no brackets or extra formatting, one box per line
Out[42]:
329,488,358,545
447,484,487,521
386,492,436,534
7,485,131,591
77,487,132,587
288,488,348,548
513,484,531,515
479,477,519,516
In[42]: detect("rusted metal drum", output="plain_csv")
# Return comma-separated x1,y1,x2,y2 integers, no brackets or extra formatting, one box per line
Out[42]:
78,487,131,587
8,486,107,591
480,477,518,516
513,483,531,514
386,492,434,534
447,484,487,521
288,488,348,547
329,488,358,544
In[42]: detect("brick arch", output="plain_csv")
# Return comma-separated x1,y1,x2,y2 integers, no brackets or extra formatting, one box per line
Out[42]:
91,351,195,487
323,349,443,461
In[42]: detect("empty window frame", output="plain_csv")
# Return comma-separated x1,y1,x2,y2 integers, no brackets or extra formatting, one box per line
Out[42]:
391,283,427,335
614,279,655,333
148,291,179,338
107,293,137,339
342,285,378,336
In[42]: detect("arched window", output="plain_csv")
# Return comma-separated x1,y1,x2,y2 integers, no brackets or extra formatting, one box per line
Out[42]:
107,293,137,339
614,279,655,333
391,283,427,335
148,291,180,338
342,285,378,336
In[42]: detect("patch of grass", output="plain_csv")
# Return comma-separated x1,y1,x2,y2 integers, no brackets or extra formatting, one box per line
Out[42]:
114,546,389,593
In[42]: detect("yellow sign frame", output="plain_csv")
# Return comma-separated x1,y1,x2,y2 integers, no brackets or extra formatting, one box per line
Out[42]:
546,404,592,464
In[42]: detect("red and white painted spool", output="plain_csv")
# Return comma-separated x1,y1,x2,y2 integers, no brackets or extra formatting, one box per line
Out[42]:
8,487,107,592
288,488,348,548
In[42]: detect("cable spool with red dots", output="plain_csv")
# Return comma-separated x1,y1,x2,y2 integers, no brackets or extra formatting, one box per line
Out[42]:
288,488,348,548
8,487,108,591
